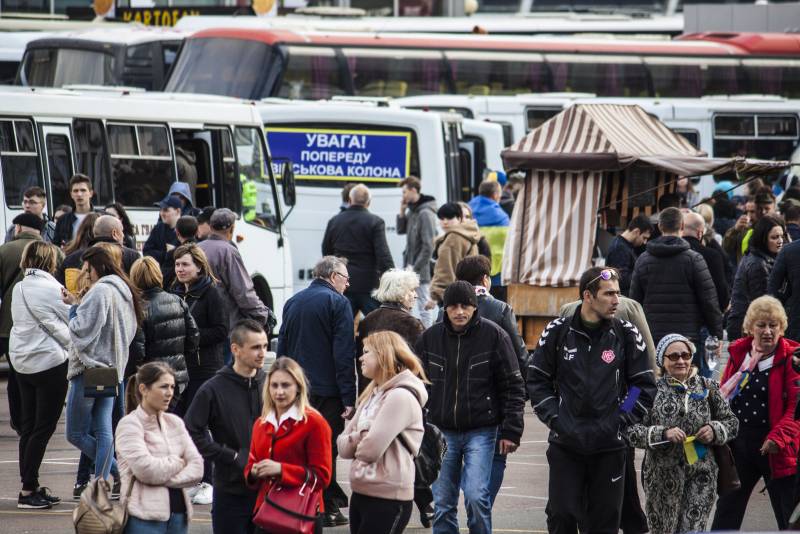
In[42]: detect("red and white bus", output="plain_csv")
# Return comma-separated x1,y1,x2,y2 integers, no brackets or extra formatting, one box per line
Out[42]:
164,29,800,101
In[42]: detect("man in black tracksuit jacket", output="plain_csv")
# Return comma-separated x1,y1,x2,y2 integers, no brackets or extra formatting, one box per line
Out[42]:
184,320,267,534
529,267,656,534
415,281,525,534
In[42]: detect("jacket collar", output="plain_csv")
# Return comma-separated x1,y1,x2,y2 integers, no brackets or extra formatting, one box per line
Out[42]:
13,231,41,242
379,301,410,313
311,278,338,293
728,335,797,368
443,308,481,335
265,404,301,429
133,404,165,427
569,304,612,337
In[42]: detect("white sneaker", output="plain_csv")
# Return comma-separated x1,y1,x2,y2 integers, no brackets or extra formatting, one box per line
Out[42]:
191,483,213,505
186,483,202,500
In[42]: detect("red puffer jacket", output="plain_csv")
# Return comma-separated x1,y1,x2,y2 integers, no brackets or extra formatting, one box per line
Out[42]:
723,336,800,479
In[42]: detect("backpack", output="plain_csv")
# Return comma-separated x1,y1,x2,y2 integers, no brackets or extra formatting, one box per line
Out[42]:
395,386,448,489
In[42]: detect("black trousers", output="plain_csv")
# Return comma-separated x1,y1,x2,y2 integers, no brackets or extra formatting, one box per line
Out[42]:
311,394,349,512
16,361,68,491
350,492,412,534
211,488,256,534
711,426,796,530
620,447,648,534
345,291,380,318
546,443,626,534
1,337,21,434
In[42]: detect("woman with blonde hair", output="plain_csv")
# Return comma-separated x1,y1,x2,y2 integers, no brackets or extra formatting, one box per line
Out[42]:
11,241,71,508
711,295,800,530
116,362,203,534
338,331,429,534
245,357,332,534
128,256,198,395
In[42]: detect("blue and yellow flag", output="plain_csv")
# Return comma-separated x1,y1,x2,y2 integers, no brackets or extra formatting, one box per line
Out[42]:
683,436,708,465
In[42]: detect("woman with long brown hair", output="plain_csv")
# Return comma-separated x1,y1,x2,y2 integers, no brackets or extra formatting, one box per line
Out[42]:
63,244,143,484
338,331,428,534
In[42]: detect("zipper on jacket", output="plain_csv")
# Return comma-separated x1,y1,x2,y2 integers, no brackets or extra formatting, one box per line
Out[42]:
454,335,461,425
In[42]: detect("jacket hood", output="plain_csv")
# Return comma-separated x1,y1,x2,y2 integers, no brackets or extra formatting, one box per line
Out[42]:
468,196,510,227
412,195,436,212
176,146,197,164
172,275,214,298
382,369,428,408
218,364,266,390
166,182,194,209
96,275,133,303
645,235,690,257
442,219,482,244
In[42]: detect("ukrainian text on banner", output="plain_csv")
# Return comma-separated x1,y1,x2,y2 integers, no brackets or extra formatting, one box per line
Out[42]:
265,127,411,183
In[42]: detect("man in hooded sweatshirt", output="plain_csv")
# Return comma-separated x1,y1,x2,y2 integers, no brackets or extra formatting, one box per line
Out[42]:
397,176,437,327
184,319,267,534
468,180,509,290
629,207,723,346
426,203,483,309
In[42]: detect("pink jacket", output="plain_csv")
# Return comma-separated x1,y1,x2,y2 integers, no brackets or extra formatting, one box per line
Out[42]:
337,370,427,501
115,406,203,521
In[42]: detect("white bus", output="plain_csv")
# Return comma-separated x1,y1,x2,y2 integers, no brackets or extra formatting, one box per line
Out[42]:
0,86,294,322
397,93,800,198
258,99,504,291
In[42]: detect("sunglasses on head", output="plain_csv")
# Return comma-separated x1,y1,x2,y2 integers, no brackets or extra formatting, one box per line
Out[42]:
587,269,618,286
664,351,693,362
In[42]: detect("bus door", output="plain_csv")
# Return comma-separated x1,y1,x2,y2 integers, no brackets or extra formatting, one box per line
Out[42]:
458,135,483,200
171,127,238,210
442,120,465,202
39,124,75,210
0,118,43,229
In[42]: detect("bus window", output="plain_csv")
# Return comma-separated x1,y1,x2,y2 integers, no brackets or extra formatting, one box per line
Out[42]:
122,44,155,90
646,57,740,98
165,37,273,99
74,119,113,207
21,48,115,87
742,59,800,99
674,129,700,150
496,121,514,146
546,54,648,97
45,134,74,207
445,51,549,95
0,119,42,207
343,48,446,97
162,43,180,83
107,122,173,207
278,47,346,100
459,134,487,200
0,61,16,84
713,113,799,181
526,107,561,131
235,127,278,231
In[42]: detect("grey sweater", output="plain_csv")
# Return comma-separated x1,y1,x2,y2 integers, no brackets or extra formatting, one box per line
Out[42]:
68,275,138,380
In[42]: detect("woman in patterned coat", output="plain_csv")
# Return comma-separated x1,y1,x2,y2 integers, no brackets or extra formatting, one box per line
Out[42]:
627,333,739,534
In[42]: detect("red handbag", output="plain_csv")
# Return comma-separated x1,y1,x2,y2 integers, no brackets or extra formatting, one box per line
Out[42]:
252,468,321,534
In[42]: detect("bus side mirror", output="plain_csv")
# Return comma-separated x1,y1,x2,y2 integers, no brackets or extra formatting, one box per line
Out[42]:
281,161,296,206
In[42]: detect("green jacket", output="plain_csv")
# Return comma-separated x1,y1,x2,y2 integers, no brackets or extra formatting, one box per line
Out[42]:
0,232,42,337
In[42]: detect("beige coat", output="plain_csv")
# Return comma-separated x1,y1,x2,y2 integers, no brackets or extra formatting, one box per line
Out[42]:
116,406,203,522
430,219,482,303
338,369,428,501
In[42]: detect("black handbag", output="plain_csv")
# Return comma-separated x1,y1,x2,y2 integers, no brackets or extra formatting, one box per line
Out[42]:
83,367,120,398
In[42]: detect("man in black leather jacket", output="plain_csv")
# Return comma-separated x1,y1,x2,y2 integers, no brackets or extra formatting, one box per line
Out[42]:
415,281,525,534
529,266,656,534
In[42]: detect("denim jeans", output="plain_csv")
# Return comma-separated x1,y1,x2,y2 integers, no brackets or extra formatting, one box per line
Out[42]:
65,375,118,480
125,513,188,534
433,426,497,534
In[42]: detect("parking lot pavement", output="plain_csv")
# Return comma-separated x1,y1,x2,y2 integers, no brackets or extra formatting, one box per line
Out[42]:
0,377,779,533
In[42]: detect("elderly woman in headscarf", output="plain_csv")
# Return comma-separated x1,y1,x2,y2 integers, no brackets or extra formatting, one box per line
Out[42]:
711,295,800,531
627,333,738,534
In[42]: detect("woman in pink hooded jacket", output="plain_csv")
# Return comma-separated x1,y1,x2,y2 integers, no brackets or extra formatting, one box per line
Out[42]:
116,362,203,534
338,331,428,534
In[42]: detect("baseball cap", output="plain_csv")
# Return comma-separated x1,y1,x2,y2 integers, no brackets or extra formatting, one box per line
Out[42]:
210,208,238,230
157,196,183,210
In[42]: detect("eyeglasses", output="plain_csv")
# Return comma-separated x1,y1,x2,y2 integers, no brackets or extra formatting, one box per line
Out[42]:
333,271,350,282
587,269,618,286
664,351,693,362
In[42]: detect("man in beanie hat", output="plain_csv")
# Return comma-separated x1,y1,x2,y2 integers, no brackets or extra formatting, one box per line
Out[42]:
415,280,525,534
0,213,58,434
529,266,656,534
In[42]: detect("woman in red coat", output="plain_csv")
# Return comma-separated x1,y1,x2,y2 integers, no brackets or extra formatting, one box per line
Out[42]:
245,357,332,534
712,295,800,530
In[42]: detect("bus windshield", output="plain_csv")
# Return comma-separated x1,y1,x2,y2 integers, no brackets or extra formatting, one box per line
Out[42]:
19,48,115,87
165,37,274,99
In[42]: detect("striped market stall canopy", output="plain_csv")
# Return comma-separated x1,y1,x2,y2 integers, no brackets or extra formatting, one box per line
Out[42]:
501,103,788,287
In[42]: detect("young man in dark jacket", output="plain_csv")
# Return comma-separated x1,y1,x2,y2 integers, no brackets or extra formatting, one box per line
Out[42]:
184,320,268,534
322,183,394,317
605,214,652,296
277,255,356,527
629,207,723,345
53,174,95,248
415,280,525,534
529,266,656,534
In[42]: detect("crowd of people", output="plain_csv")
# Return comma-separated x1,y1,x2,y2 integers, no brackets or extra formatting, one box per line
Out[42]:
5,168,800,534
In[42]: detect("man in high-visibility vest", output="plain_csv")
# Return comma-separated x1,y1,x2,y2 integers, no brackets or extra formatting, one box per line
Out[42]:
240,172,258,222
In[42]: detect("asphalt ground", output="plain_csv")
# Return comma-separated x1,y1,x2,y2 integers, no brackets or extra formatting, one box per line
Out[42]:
0,376,782,534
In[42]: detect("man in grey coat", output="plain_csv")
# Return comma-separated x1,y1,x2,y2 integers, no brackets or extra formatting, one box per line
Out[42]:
397,176,437,327
198,209,273,362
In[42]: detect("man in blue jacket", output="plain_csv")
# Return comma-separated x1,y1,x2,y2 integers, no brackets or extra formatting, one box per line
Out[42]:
277,255,356,527
468,180,509,292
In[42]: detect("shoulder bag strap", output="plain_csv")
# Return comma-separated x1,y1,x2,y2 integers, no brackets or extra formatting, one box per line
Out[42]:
392,385,422,458
18,285,69,352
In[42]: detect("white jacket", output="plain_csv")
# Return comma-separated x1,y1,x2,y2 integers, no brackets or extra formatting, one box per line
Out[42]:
10,269,71,374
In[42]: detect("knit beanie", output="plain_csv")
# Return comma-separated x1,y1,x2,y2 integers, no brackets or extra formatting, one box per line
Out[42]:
443,281,477,308
655,333,696,367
